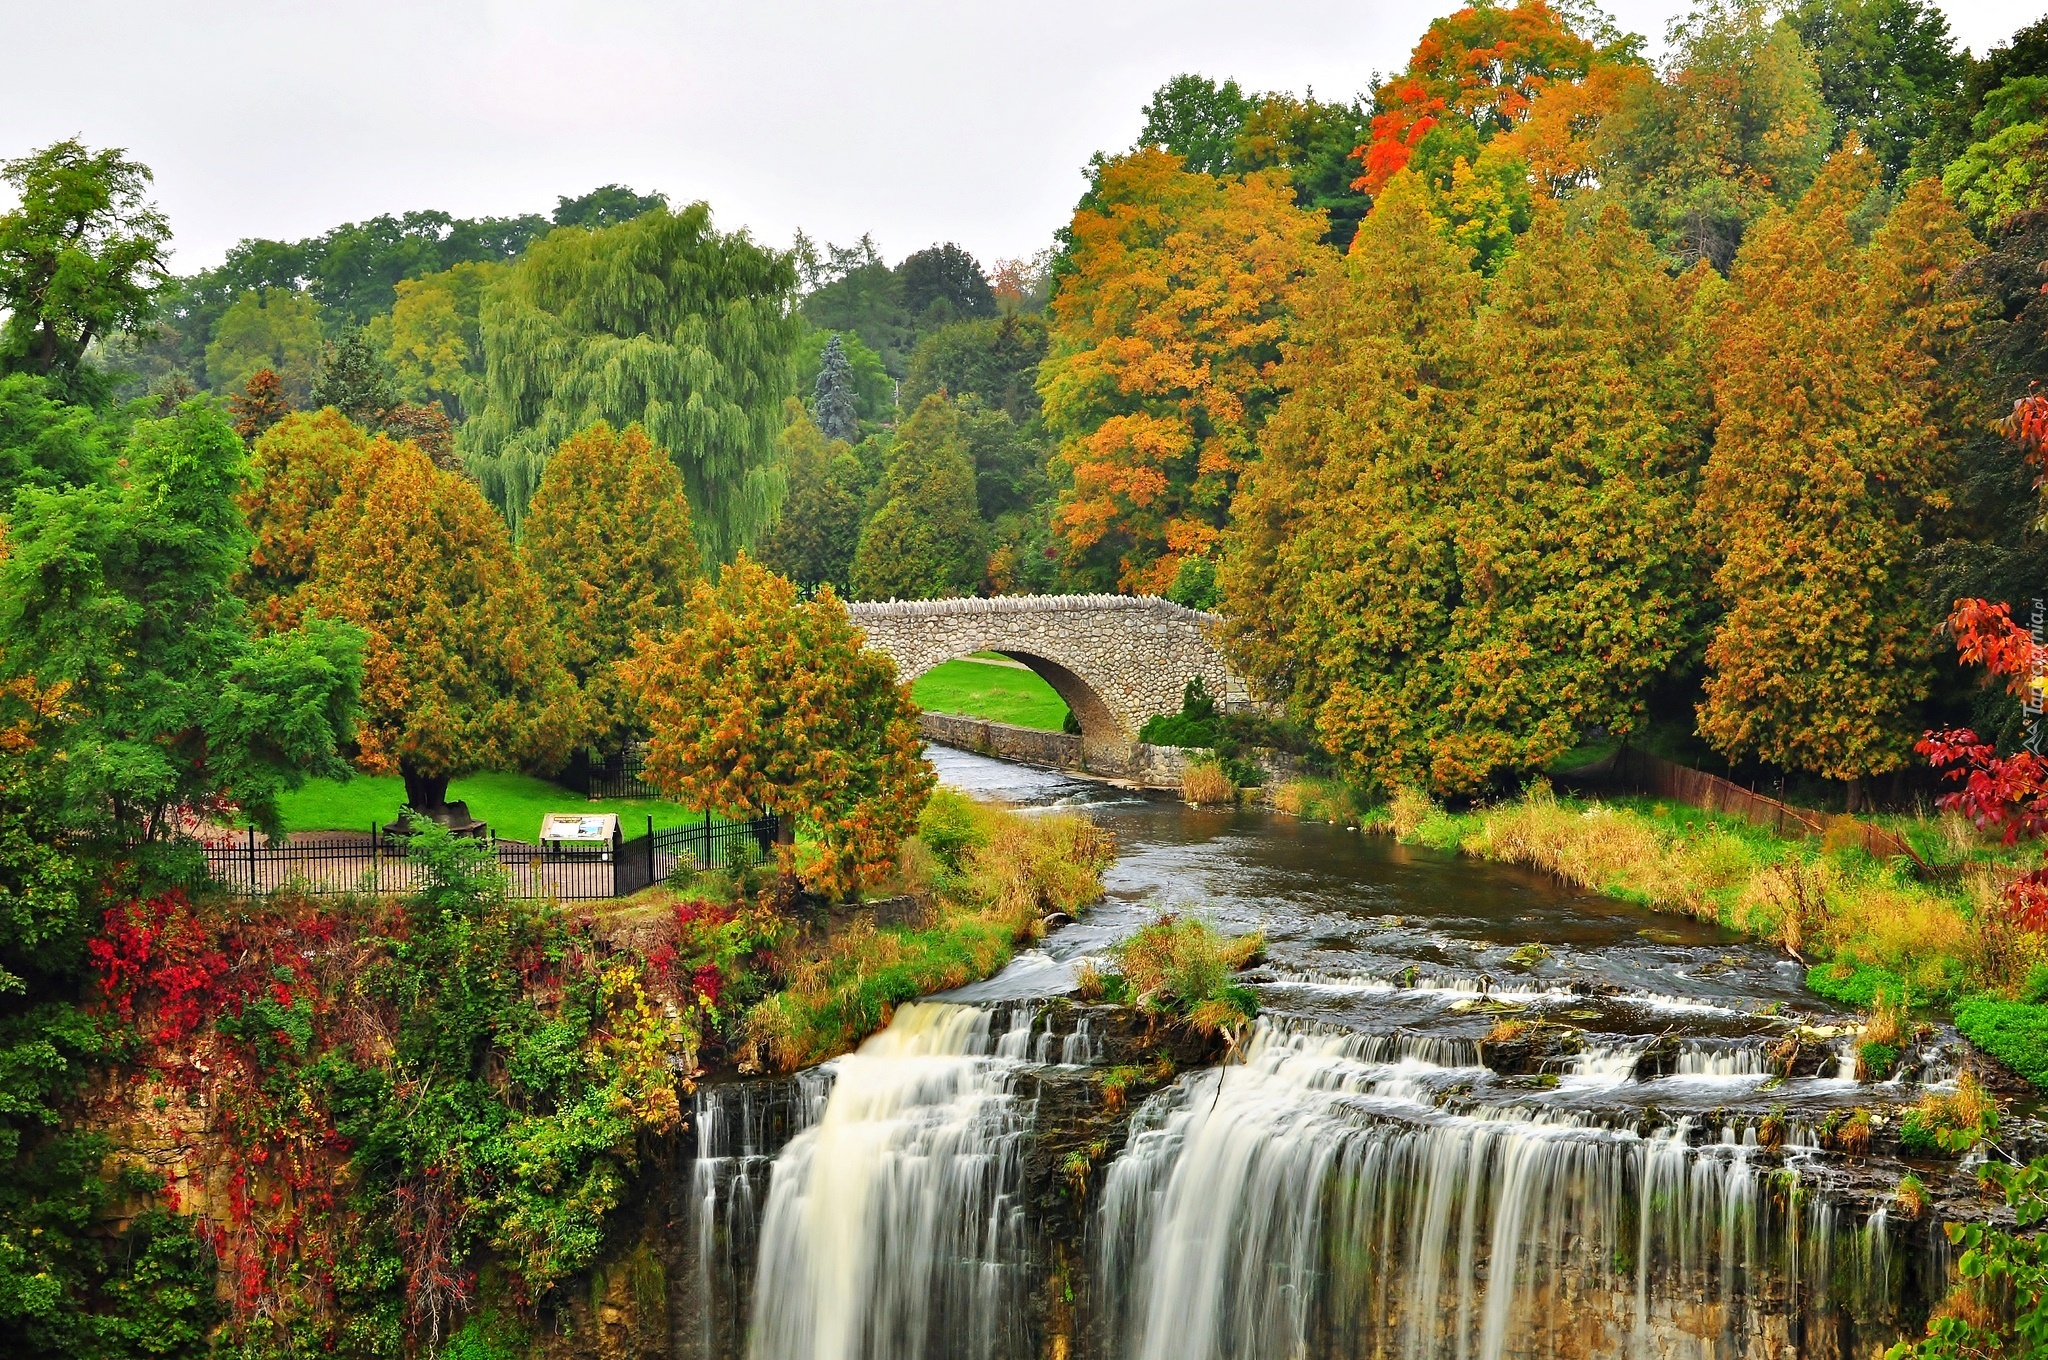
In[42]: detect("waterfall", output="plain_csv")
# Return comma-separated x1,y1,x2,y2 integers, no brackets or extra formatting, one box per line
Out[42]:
1097,1019,1881,1360
746,1003,1036,1360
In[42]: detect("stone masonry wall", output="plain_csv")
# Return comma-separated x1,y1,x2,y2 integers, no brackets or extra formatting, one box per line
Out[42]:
848,595,1247,751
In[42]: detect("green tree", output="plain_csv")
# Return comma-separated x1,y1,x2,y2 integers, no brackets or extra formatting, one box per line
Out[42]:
852,395,986,600
303,436,579,817
0,402,362,836
204,287,323,402
461,205,801,556
1784,0,1968,186
1232,92,1376,248
624,555,934,898
1941,77,2048,231
755,406,868,595
1601,0,1835,269
0,140,171,402
310,327,396,426
1139,74,1258,176
811,333,860,443
367,259,498,421
551,184,666,229
956,395,1046,522
520,421,700,757
0,373,111,507
794,324,892,427
1696,149,1977,795
902,312,1049,422
897,243,996,323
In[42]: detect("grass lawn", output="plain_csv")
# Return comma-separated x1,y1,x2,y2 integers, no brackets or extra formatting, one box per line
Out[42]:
274,770,703,843
911,655,1070,731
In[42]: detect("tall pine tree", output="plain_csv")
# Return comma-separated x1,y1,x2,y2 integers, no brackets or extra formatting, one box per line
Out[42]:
812,333,860,443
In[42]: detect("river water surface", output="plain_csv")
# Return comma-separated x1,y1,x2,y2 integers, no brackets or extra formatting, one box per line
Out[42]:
692,747,1960,1360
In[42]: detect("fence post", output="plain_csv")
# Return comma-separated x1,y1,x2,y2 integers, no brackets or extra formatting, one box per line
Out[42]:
647,815,655,886
247,826,258,895
702,808,711,870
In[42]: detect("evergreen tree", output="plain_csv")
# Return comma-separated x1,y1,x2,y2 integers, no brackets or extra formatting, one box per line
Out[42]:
812,333,860,443
902,312,1049,422
521,421,700,756
309,327,395,426
1220,169,1481,788
1696,146,1976,796
461,205,801,557
897,243,996,322
236,408,371,632
756,406,867,594
850,395,986,601
303,437,580,817
1429,201,1709,788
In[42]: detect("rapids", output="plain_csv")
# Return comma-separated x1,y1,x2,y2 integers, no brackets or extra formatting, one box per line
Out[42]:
682,747,1975,1360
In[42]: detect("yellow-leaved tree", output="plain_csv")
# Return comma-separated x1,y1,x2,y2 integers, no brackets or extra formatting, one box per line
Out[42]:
1696,144,1977,800
624,556,933,899
1040,148,1331,593
237,408,371,632
304,437,581,819
520,421,700,758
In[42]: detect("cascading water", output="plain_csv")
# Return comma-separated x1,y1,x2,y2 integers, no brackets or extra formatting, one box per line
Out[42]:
1096,1019,1900,1360
746,1003,1037,1360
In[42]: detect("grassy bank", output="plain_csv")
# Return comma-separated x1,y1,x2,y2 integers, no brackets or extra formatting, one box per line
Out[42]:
1274,778,2048,1082
910,654,1070,730
739,787,1114,1069
273,769,700,841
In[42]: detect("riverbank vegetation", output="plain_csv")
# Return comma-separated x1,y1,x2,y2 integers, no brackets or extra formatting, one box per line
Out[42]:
740,788,1114,1070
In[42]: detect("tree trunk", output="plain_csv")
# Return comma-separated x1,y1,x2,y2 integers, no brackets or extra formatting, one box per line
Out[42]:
402,766,451,820
1844,776,1865,814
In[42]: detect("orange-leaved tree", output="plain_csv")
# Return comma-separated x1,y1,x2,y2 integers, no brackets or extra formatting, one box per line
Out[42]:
521,420,700,758
1353,0,1609,196
229,366,293,442
623,555,933,899
303,436,581,817
1696,147,1977,798
237,408,371,632
1040,148,1331,593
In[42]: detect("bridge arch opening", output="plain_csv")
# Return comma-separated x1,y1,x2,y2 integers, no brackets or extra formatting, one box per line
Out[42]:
907,648,1133,769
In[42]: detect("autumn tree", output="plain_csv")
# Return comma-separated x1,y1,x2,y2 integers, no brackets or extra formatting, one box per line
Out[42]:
302,436,580,818
236,408,371,632
520,421,700,757
851,394,986,601
1599,0,1834,269
1353,0,1612,196
1696,146,1977,798
623,555,933,899
229,367,293,442
0,139,171,402
1040,148,1331,593
1423,201,1710,788
756,405,868,594
461,204,801,556
1219,169,1481,788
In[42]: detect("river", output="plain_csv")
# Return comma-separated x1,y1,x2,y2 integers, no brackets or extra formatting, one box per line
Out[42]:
682,747,1962,1360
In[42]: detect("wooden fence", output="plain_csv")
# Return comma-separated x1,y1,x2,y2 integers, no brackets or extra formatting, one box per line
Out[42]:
1558,747,1931,873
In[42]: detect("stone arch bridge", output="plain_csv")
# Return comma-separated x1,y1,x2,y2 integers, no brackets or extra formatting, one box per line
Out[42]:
845,594,1250,772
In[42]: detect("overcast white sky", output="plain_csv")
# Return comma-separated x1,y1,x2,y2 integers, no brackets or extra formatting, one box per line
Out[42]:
3,1,2040,275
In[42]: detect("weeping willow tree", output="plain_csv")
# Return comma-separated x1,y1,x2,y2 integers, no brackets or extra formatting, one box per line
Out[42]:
459,204,802,560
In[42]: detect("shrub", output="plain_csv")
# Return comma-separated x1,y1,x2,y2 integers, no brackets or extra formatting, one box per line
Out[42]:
1137,677,1220,749
1110,913,1262,1036
1899,1073,1999,1156
1807,961,1912,1010
1182,759,1235,806
1272,778,1363,823
1857,1041,1900,1082
1954,997,2048,1088
917,787,989,874
1895,1173,1927,1220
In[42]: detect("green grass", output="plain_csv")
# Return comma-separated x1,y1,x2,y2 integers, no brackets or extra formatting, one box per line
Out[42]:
911,655,1069,731
274,770,702,843
1806,961,1912,1010
1954,997,2048,1087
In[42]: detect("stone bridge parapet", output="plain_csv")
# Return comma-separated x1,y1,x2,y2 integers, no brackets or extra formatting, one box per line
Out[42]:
845,594,1249,772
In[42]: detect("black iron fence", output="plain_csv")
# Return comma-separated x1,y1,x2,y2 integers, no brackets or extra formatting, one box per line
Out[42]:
585,745,662,800
197,813,784,900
